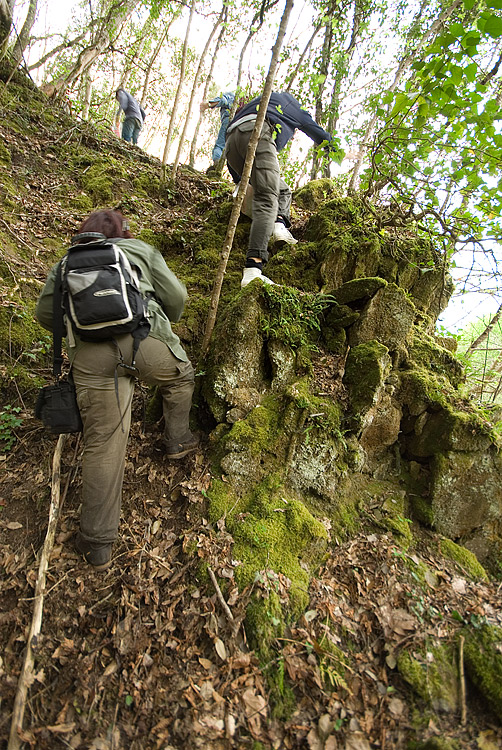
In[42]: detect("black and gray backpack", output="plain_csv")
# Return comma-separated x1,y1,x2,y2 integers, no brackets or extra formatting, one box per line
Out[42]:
59,232,150,363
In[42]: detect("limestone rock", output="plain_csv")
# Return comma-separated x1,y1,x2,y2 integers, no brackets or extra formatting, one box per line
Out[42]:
349,283,416,354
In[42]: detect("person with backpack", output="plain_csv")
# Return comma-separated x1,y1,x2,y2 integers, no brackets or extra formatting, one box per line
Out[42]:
36,210,197,570
200,91,235,174
115,88,146,145
225,91,334,287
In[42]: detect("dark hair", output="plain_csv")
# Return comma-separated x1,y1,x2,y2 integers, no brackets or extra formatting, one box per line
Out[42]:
77,210,133,240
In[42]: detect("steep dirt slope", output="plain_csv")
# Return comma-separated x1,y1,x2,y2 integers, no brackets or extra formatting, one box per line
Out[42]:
1,68,502,750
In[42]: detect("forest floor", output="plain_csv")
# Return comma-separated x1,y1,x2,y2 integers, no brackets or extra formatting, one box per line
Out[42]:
1,76,502,748
2,407,502,750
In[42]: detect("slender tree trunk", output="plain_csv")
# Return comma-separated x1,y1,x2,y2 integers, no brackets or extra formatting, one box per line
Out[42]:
59,0,141,95
172,3,226,178
201,0,295,355
28,26,97,72
310,7,333,180
12,0,37,66
348,0,464,191
11,0,37,66
0,0,15,59
140,10,180,108
188,19,225,167
284,24,320,93
227,0,280,124
161,0,196,173
112,15,153,130
81,70,93,119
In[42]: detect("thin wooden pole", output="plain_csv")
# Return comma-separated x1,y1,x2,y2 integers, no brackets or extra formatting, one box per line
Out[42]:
8,434,67,749
200,0,296,356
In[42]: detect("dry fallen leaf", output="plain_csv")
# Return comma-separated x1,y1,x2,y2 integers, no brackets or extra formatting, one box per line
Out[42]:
214,637,227,661
345,731,371,750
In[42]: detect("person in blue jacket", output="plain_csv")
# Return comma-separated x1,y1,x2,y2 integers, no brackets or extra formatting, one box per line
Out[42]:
200,91,235,172
115,88,146,146
225,91,333,287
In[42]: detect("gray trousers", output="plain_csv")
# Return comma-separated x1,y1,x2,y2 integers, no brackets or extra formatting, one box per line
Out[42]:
225,120,292,262
72,334,194,545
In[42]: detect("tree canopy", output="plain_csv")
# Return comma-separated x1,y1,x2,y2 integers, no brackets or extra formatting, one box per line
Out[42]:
4,0,502,338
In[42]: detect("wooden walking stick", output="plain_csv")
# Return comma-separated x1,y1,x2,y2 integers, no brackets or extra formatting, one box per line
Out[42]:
8,434,67,750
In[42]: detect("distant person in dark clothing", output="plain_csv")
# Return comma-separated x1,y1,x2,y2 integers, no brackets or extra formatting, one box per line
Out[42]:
225,91,333,287
115,88,146,146
200,91,235,173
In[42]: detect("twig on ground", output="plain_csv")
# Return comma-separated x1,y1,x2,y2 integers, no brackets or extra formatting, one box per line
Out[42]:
459,634,467,725
208,565,234,623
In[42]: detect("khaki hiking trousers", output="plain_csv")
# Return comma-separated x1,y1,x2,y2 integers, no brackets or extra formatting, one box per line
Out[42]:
72,333,194,545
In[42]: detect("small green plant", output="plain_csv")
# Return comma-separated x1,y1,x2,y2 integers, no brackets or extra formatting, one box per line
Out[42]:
261,285,336,351
0,405,23,451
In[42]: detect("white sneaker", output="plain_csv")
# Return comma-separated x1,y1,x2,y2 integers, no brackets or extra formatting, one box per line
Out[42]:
270,222,298,245
241,268,276,288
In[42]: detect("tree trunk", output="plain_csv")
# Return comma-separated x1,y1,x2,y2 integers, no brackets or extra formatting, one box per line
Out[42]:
28,24,99,72
81,70,93,119
172,2,226,178
284,24,320,93
140,10,180,108
59,0,141,95
11,0,37,66
310,6,333,180
112,15,153,130
201,0,295,355
161,0,196,172
227,0,280,124
188,19,225,168
0,0,15,59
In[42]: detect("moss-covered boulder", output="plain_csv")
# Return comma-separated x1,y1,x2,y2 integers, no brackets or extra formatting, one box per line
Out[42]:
331,276,388,304
462,624,502,720
294,178,342,210
405,409,496,458
397,643,459,713
203,287,268,423
349,283,416,358
343,340,392,430
429,450,502,560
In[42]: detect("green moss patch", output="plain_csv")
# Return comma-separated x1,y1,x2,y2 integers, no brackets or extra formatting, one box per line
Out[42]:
462,624,502,720
439,538,488,580
397,643,459,712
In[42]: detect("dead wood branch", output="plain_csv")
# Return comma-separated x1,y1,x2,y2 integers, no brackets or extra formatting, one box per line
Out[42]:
8,434,67,750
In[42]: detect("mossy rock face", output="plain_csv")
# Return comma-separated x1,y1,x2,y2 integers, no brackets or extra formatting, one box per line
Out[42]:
408,330,464,389
343,340,392,429
408,268,454,318
202,288,268,423
462,624,502,720
398,369,452,414
359,389,402,470
207,476,328,626
294,178,341,210
331,276,387,304
410,738,460,750
397,644,459,713
406,408,495,458
322,301,359,331
438,538,488,580
429,451,502,560
349,283,416,355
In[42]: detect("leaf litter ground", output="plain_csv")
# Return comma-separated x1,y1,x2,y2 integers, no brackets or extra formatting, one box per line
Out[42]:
2,402,502,750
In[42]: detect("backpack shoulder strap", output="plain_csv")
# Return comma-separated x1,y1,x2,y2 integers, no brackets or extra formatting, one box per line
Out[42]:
52,262,65,379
